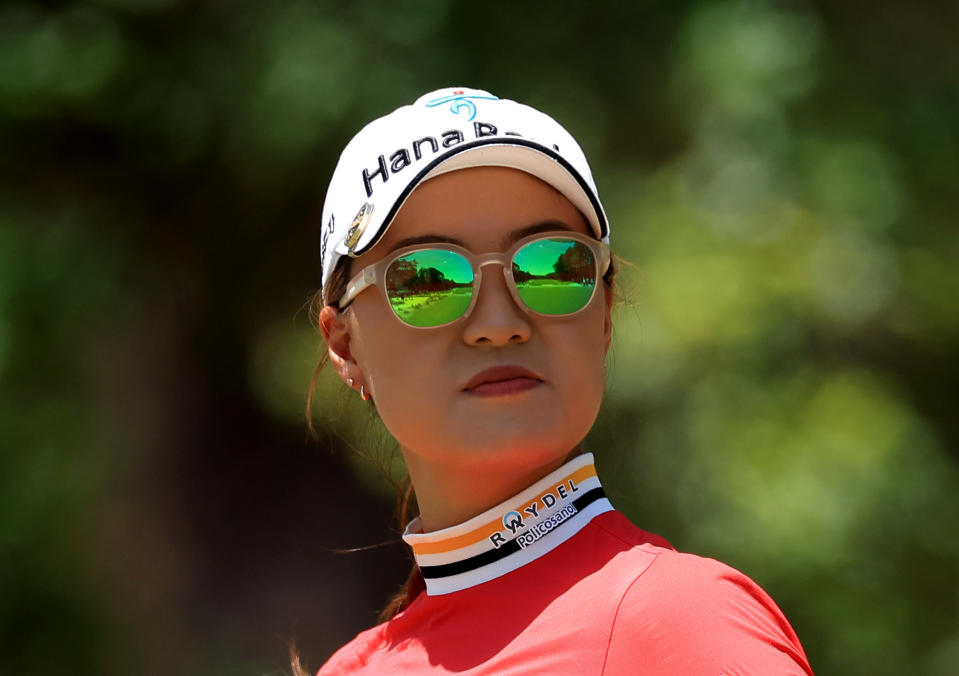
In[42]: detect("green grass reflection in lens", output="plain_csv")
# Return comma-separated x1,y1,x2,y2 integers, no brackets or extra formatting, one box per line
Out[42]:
386,250,473,327
513,239,595,314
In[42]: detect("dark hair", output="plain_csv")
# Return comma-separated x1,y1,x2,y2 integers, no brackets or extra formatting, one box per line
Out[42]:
305,256,428,621
304,258,352,438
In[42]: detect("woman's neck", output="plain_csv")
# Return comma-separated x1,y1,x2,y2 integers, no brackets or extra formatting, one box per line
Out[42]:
403,447,582,532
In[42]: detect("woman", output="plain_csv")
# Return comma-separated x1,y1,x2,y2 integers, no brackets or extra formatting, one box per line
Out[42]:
309,87,812,674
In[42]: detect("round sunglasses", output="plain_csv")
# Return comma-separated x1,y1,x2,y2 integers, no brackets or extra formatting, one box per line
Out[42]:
338,231,611,328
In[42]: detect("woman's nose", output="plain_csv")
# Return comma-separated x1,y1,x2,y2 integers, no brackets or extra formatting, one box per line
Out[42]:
461,268,532,346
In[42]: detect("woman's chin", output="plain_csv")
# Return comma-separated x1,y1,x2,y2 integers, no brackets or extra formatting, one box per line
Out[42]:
441,422,584,465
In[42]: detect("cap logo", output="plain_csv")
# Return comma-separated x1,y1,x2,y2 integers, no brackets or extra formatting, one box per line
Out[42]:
345,203,374,255
425,91,499,121
320,214,334,270
359,121,511,198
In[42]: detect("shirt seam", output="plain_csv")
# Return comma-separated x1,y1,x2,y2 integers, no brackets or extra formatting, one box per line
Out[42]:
597,524,663,675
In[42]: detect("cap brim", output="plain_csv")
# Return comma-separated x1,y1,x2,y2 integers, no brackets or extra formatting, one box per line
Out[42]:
350,138,608,257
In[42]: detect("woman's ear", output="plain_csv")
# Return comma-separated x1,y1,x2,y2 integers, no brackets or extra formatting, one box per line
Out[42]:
319,305,362,388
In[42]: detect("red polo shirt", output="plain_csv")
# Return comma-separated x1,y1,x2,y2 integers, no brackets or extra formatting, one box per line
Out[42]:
318,454,812,675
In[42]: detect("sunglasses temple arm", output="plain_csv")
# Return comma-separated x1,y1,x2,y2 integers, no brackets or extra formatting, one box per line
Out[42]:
339,267,377,309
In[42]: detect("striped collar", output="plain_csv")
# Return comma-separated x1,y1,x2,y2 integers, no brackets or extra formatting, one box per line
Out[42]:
403,453,613,595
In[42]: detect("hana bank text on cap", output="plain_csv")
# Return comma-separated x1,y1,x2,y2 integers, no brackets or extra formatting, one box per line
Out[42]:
319,86,610,301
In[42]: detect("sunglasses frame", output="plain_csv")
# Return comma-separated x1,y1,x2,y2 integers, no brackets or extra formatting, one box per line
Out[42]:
338,230,611,328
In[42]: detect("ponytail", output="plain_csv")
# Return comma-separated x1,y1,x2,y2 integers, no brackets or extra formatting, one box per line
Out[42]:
377,476,424,623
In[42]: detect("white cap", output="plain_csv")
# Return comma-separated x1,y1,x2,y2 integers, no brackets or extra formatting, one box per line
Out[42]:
319,86,610,300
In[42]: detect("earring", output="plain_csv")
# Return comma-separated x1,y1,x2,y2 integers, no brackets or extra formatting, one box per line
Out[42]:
348,377,354,388
360,384,369,401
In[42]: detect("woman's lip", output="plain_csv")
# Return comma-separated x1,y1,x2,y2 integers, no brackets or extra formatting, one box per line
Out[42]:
463,365,544,395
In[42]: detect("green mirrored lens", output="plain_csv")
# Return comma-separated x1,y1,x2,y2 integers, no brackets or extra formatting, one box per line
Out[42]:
512,239,596,315
386,250,474,327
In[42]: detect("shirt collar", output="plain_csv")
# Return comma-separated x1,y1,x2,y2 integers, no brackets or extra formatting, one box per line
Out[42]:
403,453,613,595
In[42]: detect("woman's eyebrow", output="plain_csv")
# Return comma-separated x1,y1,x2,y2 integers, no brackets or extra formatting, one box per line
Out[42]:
503,221,575,246
389,234,466,252
389,221,575,253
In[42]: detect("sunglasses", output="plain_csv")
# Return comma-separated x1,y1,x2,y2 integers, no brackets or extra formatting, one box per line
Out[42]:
338,231,611,328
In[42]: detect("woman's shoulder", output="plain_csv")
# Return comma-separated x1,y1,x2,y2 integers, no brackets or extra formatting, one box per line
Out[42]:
593,513,813,675
315,622,390,676
592,512,792,609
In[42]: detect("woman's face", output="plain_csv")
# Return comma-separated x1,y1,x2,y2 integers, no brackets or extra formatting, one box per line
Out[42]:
324,166,611,480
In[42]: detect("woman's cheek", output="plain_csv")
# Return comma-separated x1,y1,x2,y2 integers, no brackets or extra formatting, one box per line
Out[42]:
557,330,608,427
368,352,447,448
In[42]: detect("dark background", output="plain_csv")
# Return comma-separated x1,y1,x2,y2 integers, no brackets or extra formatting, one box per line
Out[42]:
1,0,957,674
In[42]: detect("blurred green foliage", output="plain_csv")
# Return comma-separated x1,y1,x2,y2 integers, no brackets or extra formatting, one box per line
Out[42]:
2,0,957,674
